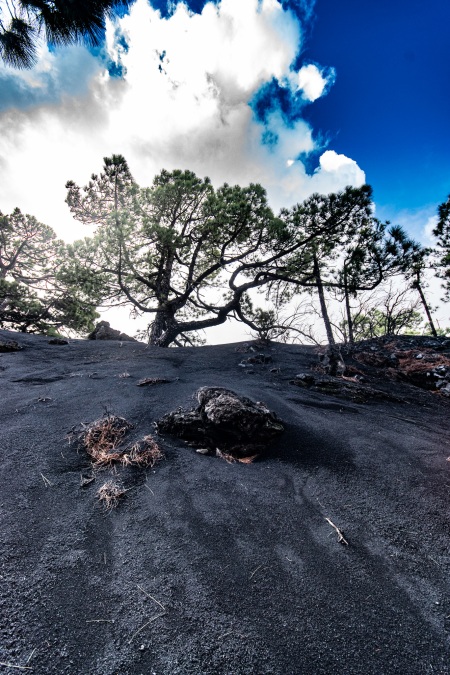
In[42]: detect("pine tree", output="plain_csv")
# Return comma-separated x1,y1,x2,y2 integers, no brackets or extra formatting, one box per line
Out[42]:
433,194,450,300
0,207,98,333
0,0,133,68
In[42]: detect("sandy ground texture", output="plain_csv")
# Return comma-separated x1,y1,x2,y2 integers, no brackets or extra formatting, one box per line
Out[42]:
1,328,449,674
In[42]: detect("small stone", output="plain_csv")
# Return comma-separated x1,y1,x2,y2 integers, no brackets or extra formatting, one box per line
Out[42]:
246,354,273,364
196,448,209,454
295,373,315,385
415,353,424,360
48,338,68,345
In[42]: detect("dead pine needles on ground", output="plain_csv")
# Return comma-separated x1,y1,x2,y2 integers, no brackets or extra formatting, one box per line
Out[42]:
121,435,164,468
71,414,133,466
97,480,126,510
215,449,258,464
68,414,163,469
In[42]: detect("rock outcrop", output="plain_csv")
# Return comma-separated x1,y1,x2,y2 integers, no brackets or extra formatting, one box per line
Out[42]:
343,335,450,395
87,321,137,342
157,386,284,457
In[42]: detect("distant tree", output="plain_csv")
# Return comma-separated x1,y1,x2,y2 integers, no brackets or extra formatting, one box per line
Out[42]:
244,307,288,344
433,194,450,300
0,0,134,68
266,187,374,345
336,284,424,342
0,208,98,333
382,225,438,337
66,156,375,347
409,250,438,338
262,188,417,346
244,301,323,345
333,222,427,343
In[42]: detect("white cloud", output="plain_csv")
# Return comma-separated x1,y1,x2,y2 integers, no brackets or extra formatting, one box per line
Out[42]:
0,0,365,244
423,215,438,246
297,63,328,102
310,150,366,193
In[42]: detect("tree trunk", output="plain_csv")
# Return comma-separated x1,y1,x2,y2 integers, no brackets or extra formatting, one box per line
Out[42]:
148,246,176,345
149,306,181,345
153,315,180,348
149,308,169,344
414,274,438,337
343,269,354,344
313,254,335,346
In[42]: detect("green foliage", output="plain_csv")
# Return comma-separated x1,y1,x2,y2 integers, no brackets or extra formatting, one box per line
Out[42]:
245,306,296,343
66,156,282,346
337,285,426,342
433,194,450,299
66,155,422,348
0,1,134,68
345,307,424,340
0,208,98,334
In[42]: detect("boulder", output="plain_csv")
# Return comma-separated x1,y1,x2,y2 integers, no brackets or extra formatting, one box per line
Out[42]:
157,386,284,457
0,338,23,352
87,321,137,342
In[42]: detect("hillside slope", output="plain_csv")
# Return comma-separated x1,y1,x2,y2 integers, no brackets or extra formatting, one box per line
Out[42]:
1,330,449,674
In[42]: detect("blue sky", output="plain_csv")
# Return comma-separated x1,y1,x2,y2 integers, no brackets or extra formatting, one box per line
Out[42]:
305,0,450,229
0,0,448,246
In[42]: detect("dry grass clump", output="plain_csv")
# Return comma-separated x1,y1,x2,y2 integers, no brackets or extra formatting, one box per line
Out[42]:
121,435,164,468
69,414,164,469
78,414,134,466
97,480,126,510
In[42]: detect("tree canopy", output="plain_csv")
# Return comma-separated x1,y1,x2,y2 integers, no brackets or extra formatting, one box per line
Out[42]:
65,155,381,347
0,208,98,333
3,155,444,344
0,0,134,68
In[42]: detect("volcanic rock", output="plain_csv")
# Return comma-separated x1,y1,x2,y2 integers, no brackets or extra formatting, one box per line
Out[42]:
87,320,137,342
0,338,22,352
157,386,284,457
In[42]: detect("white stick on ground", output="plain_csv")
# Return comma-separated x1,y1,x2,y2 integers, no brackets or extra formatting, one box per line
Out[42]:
325,517,349,545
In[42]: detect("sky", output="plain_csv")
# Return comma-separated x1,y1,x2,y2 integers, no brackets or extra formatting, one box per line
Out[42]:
0,0,449,335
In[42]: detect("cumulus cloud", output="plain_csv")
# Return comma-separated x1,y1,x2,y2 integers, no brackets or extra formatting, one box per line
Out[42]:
296,63,331,102
311,150,366,190
0,0,364,242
